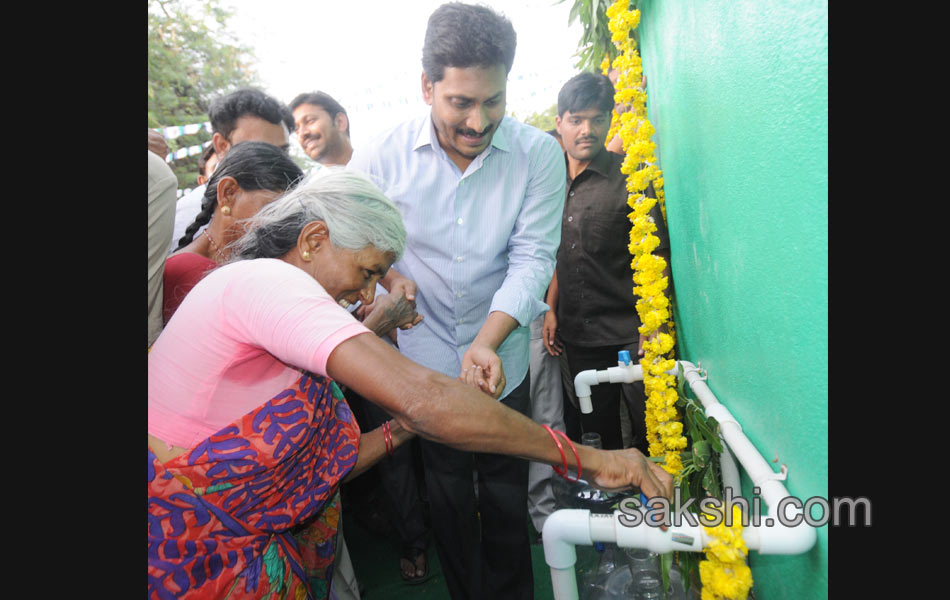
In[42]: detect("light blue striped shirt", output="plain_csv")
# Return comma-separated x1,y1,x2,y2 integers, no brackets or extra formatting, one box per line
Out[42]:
349,114,566,399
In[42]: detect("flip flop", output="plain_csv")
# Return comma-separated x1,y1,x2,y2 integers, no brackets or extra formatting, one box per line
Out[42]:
399,547,431,584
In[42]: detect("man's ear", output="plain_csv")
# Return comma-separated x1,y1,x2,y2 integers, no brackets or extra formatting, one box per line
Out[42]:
421,71,434,106
211,132,230,157
334,112,349,137
555,114,563,138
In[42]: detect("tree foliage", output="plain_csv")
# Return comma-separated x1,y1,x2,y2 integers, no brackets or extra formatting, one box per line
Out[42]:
558,0,640,72
522,103,558,133
148,0,259,188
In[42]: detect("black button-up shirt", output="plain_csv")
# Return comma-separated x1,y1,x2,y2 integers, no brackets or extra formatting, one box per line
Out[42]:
556,149,670,347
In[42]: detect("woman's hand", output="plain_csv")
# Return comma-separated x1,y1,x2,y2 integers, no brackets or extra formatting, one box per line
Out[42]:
359,292,424,337
588,447,674,502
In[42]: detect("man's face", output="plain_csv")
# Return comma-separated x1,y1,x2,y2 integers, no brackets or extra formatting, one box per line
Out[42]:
293,103,348,164
197,152,219,186
220,115,291,154
556,107,611,163
423,64,507,168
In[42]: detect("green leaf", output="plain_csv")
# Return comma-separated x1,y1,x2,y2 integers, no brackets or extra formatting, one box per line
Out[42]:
692,440,711,467
676,363,690,400
702,463,720,497
693,413,716,441
661,552,673,596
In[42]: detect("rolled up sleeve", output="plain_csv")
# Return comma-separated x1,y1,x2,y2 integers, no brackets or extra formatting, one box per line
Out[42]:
489,136,566,326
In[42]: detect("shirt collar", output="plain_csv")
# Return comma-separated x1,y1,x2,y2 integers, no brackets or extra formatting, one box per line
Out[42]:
413,112,511,157
413,115,435,152
564,146,613,183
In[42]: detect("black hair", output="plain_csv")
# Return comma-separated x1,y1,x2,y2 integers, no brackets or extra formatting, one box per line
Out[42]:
289,91,351,137
422,2,517,83
175,141,304,250
197,143,216,176
557,72,615,117
208,88,295,142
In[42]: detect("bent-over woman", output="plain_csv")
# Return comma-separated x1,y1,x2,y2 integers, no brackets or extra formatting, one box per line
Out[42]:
147,170,673,599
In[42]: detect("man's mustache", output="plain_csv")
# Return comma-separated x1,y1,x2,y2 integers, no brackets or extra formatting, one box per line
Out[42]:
456,125,493,138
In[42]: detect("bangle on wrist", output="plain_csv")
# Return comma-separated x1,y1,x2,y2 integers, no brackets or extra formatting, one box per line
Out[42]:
383,421,394,456
554,430,581,482
543,425,576,481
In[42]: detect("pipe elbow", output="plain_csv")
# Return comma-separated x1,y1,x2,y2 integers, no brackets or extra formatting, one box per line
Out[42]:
542,509,592,569
573,369,599,399
755,518,818,554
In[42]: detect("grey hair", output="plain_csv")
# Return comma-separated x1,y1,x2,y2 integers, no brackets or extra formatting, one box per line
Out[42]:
230,167,406,262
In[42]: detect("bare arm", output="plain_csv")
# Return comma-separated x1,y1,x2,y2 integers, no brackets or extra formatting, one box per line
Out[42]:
326,331,673,499
343,419,415,482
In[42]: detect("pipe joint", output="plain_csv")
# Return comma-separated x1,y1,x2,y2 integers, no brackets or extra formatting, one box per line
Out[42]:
704,402,741,433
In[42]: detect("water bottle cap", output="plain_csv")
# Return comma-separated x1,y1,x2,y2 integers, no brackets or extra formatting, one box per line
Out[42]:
618,350,632,365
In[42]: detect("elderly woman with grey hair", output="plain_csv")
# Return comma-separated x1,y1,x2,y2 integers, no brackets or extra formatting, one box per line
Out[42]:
147,169,672,599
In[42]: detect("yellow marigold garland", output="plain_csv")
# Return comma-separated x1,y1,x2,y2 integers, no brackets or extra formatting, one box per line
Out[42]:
699,506,754,600
606,2,751,597
605,0,684,477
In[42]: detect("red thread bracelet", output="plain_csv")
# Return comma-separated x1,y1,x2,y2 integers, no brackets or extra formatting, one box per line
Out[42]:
554,430,581,482
542,425,570,480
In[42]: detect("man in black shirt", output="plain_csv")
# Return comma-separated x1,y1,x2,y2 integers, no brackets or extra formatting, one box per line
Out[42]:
542,72,672,452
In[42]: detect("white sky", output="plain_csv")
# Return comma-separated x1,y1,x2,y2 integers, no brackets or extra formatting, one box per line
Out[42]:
221,0,583,150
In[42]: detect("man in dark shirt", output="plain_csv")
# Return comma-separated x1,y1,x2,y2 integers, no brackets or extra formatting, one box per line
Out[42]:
542,72,672,452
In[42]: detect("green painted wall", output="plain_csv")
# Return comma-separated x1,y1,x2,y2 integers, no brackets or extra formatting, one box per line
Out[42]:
636,1,827,598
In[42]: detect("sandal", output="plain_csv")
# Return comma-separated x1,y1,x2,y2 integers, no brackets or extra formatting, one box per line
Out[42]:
399,547,430,584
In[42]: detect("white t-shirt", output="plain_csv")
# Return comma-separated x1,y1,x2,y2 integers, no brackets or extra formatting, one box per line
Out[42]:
168,184,207,255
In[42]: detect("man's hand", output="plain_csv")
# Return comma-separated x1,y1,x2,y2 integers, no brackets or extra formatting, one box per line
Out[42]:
637,331,655,357
542,310,563,356
381,268,417,303
459,343,506,399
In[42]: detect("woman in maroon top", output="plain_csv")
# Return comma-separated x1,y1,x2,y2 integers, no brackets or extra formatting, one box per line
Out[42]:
162,141,304,323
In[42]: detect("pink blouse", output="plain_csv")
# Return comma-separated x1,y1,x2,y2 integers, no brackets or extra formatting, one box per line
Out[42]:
148,258,370,449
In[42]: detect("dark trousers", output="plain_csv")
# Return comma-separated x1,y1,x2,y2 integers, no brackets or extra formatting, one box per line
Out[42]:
562,341,648,453
356,393,429,553
420,374,534,600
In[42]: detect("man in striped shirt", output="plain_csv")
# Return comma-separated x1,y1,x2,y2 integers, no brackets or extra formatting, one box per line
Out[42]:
349,4,565,598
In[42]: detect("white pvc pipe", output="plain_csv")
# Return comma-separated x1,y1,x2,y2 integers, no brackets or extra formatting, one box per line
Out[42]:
572,360,740,501
544,505,818,600
549,359,817,599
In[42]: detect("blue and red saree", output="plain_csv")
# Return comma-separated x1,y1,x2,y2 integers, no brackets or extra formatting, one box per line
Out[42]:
148,373,360,599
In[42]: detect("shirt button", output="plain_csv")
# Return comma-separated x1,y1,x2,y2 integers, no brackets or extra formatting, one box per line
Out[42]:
569,191,575,197
456,256,463,262
567,215,573,222
456,291,463,298
457,318,464,324
571,243,576,249
457,217,463,225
